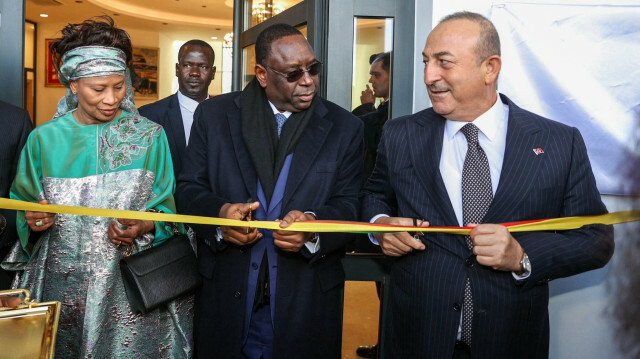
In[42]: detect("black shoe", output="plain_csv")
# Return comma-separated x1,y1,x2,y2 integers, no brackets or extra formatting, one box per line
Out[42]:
356,344,378,358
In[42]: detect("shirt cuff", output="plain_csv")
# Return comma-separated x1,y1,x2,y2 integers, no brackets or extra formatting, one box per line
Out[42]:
303,211,320,253
216,226,223,243
304,238,320,253
367,214,390,245
512,268,531,280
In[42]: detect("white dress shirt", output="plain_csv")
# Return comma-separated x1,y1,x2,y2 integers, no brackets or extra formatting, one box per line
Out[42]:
177,90,200,145
440,94,508,226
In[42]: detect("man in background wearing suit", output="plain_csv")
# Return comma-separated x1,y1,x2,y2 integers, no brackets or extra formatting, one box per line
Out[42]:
358,51,391,182
139,39,215,177
352,52,390,118
176,24,362,358
361,12,614,359
0,100,33,289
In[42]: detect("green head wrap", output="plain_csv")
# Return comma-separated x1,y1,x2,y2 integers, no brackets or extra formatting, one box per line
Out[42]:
54,45,137,118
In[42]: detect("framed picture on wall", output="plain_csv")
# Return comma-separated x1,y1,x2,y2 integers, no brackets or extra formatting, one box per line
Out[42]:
44,39,64,87
131,46,159,99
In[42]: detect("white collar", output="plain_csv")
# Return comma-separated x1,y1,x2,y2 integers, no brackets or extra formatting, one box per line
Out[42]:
177,90,201,113
268,101,292,119
444,92,505,142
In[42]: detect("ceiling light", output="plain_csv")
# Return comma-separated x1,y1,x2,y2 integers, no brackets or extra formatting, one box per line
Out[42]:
211,36,218,40
252,1,285,26
40,14,49,18
223,32,233,47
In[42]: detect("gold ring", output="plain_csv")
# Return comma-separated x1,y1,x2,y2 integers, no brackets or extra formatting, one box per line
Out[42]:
118,240,122,246
35,219,44,227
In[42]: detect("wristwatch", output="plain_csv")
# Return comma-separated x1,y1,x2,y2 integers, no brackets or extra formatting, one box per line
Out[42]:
520,253,531,275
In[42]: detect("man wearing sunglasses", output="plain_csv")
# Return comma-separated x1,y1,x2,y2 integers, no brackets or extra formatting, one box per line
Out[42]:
176,23,363,358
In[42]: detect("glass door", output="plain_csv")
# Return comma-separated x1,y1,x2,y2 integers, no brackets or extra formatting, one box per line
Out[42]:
325,1,416,118
233,0,324,93
0,0,27,107
232,0,415,117
351,18,394,115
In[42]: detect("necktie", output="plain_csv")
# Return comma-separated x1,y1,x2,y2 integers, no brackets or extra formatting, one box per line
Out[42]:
460,123,493,346
275,113,287,138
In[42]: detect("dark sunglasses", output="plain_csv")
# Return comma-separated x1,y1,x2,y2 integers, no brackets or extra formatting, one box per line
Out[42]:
265,61,323,82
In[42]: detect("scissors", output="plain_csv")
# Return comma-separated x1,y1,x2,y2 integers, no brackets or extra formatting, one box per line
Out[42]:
412,218,425,241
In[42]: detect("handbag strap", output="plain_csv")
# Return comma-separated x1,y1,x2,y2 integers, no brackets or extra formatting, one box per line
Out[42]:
123,208,180,257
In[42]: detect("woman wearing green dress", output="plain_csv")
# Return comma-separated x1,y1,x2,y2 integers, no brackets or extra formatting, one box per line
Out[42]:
2,16,193,358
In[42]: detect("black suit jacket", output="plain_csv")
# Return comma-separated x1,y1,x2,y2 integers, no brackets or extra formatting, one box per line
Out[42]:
351,102,376,117
359,100,389,180
139,93,186,177
176,91,363,358
0,101,32,288
361,94,614,359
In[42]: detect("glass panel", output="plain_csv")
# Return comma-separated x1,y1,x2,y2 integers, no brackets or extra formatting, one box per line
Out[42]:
296,23,307,38
244,0,304,30
25,71,35,123
242,43,256,88
351,18,394,113
24,22,35,69
222,32,234,94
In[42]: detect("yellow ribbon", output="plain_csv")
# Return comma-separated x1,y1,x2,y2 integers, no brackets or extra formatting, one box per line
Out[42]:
0,198,638,234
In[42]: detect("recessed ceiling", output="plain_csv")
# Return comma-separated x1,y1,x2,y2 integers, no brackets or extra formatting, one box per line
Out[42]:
26,0,234,33
26,0,302,44
87,0,233,27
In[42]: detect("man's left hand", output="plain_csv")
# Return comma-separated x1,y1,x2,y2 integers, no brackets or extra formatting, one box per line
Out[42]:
273,210,316,252
470,223,524,272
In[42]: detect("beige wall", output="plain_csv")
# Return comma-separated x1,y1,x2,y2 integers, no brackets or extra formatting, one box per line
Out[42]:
351,25,389,111
34,22,225,126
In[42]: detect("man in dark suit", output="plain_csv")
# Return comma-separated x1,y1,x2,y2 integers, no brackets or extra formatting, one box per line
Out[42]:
176,24,362,358
352,52,390,118
361,12,614,359
358,51,391,181
139,39,215,177
0,100,33,289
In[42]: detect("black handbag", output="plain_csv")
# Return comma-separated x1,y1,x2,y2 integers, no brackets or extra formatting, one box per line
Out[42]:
119,233,201,314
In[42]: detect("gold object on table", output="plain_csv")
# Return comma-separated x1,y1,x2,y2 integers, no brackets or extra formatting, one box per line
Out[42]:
0,288,61,358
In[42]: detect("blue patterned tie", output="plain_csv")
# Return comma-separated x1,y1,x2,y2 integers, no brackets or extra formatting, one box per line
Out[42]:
275,113,287,138
459,123,493,347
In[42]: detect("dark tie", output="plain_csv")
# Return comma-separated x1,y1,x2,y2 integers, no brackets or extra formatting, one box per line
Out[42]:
275,113,287,138
460,123,493,347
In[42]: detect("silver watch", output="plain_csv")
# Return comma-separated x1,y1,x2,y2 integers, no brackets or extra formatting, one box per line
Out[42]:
520,253,531,274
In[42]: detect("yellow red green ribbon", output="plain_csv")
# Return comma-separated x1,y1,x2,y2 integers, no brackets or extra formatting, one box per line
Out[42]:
0,198,637,234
